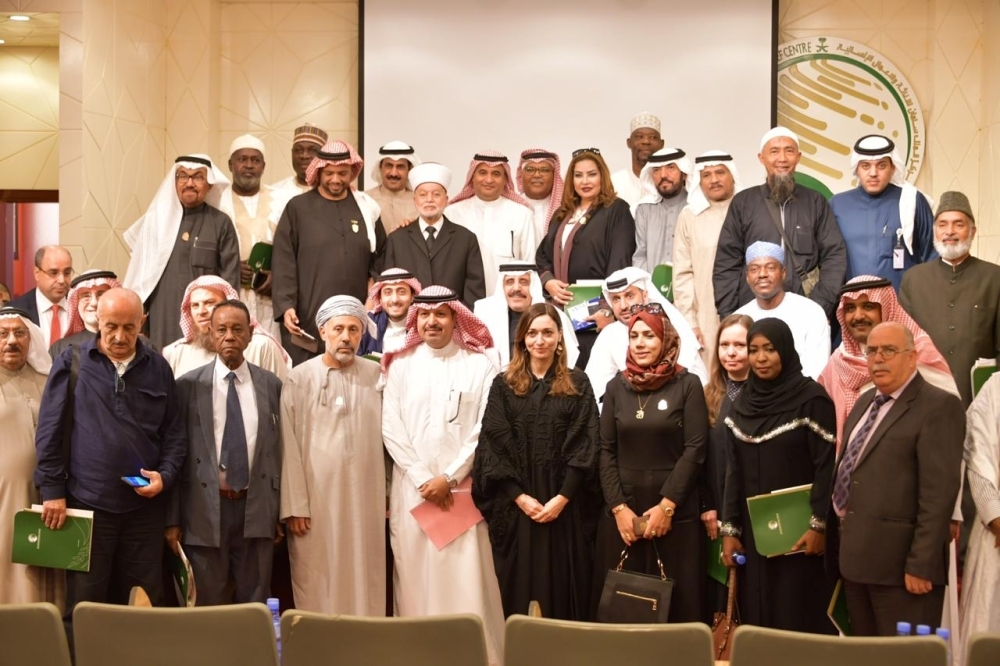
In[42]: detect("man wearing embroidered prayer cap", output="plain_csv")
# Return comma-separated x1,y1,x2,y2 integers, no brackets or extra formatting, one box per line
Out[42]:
384,162,486,307
49,269,122,358
610,112,666,208
123,154,241,350
358,267,422,356
280,294,386,615
829,134,937,291
217,134,284,340
516,148,564,241
632,147,692,271
445,150,536,297
734,241,830,379
364,140,421,235
673,151,742,365
272,139,387,366
162,275,290,380
270,123,329,197
473,263,579,370
381,285,505,663
0,306,61,605
167,298,284,606
713,127,846,318
585,266,707,405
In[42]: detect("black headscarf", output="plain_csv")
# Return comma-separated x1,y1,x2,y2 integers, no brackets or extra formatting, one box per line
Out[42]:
730,318,832,435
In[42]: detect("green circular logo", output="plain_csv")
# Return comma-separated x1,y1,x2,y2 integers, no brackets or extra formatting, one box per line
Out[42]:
777,37,924,197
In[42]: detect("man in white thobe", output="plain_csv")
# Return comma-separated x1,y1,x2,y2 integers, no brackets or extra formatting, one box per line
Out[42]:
673,151,742,365
515,148,564,242
585,267,707,404
610,111,665,209
382,285,505,665
735,241,831,379
473,262,579,370
632,147,692,272
445,150,536,296
364,140,420,235
280,295,385,615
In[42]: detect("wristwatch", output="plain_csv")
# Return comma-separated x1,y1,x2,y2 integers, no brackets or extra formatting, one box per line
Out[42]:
599,308,613,319
444,473,458,489
659,503,675,518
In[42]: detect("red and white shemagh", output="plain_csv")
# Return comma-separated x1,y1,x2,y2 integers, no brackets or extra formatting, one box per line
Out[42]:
516,148,564,234
448,149,530,206
66,275,121,335
367,269,423,314
305,140,364,188
830,274,951,416
178,275,289,362
380,285,495,375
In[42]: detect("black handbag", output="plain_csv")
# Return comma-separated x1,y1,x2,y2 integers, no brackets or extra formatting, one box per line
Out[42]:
596,544,674,624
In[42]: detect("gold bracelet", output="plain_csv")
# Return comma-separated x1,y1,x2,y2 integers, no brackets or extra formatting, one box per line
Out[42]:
611,504,628,515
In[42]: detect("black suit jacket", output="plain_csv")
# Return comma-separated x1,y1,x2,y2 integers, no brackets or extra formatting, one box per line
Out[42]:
826,373,964,587
8,289,40,326
383,217,486,307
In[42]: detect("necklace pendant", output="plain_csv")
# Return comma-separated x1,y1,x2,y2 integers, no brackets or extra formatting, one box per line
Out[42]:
636,409,645,419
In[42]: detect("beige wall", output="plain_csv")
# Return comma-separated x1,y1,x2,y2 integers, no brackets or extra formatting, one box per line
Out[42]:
0,46,59,190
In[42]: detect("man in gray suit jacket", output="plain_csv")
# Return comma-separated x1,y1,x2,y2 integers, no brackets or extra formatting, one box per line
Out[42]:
166,299,283,605
826,321,964,635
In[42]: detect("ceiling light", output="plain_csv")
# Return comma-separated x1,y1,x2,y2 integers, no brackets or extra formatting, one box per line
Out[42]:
0,39,5,44
9,15,30,21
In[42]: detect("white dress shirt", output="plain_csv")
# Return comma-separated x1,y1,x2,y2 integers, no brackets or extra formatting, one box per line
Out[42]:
212,358,259,483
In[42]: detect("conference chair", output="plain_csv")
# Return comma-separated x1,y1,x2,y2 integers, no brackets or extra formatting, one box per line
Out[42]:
730,625,947,666
73,601,278,666
0,602,71,666
966,632,1000,666
503,615,714,666
280,611,489,666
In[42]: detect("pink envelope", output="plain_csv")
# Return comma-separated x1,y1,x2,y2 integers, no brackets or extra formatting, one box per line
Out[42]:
410,478,485,550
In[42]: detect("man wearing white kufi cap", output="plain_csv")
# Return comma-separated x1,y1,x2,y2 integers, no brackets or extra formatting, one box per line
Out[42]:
123,154,241,350
611,112,666,208
585,267,707,405
217,134,283,339
672,151,742,364
0,306,61,604
364,140,421,235
713,126,846,319
445,150,537,297
473,263,579,370
632,147,692,271
384,162,486,307
280,294,385,615
829,134,937,291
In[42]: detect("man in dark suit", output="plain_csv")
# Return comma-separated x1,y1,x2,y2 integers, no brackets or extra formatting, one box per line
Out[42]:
9,245,73,347
166,299,283,605
827,321,964,635
383,163,485,307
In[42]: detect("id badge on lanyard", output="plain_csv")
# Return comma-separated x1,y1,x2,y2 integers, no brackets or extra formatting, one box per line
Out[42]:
893,229,905,270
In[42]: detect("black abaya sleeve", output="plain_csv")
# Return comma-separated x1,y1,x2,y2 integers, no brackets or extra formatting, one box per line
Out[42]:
557,372,601,500
659,375,708,506
721,424,743,529
472,376,524,521
805,397,837,519
598,376,628,508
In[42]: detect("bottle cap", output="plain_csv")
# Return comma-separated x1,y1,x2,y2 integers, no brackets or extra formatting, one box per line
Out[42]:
266,598,280,611
935,628,950,640
915,624,931,635
896,621,911,634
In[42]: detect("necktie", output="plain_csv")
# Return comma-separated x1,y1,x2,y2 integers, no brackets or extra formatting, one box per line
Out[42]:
425,225,436,255
832,393,891,513
220,372,249,490
50,304,62,343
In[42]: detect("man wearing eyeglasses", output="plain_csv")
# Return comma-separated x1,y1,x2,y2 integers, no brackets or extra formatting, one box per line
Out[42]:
826,321,965,636
516,149,564,241
123,155,241,351
9,245,73,347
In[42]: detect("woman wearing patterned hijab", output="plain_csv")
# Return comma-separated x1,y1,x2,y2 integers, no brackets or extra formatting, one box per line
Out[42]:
720,317,836,634
595,303,708,622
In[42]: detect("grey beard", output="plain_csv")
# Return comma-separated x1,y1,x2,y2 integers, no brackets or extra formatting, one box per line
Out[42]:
194,330,216,351
233,173,261,191
769,174,796,204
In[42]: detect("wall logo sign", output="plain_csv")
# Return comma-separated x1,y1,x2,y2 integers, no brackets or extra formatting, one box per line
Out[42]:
777,37,924,198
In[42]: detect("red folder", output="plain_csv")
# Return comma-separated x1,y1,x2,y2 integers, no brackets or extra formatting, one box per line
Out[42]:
409,477,485,550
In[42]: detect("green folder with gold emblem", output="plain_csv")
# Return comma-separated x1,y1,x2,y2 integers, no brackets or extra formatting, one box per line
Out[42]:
745,484,812,557
248,241,273,273
707,536,728,585
11,506,94,572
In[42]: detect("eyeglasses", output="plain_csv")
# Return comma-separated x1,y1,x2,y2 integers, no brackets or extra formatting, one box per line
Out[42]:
114,373,125,394
175,172,207,184
863,346,913,360
572,147,601,157
39,268,74,280
629,303,663,316
522,166,553,175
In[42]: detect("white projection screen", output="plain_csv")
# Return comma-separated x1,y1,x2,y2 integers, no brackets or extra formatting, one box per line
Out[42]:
361,0,776,191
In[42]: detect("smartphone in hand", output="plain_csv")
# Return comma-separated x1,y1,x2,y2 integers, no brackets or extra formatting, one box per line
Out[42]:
122,476,150,488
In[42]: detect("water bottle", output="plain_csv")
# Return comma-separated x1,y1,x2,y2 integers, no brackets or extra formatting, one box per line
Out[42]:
915,624,931,636
896,621,912,636
935,628,951,665
267,597,281,659
733,551,747,566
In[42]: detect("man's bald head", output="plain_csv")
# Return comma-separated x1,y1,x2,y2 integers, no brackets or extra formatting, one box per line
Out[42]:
97,288,146,362
866,321,916,394
33,245,73,304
